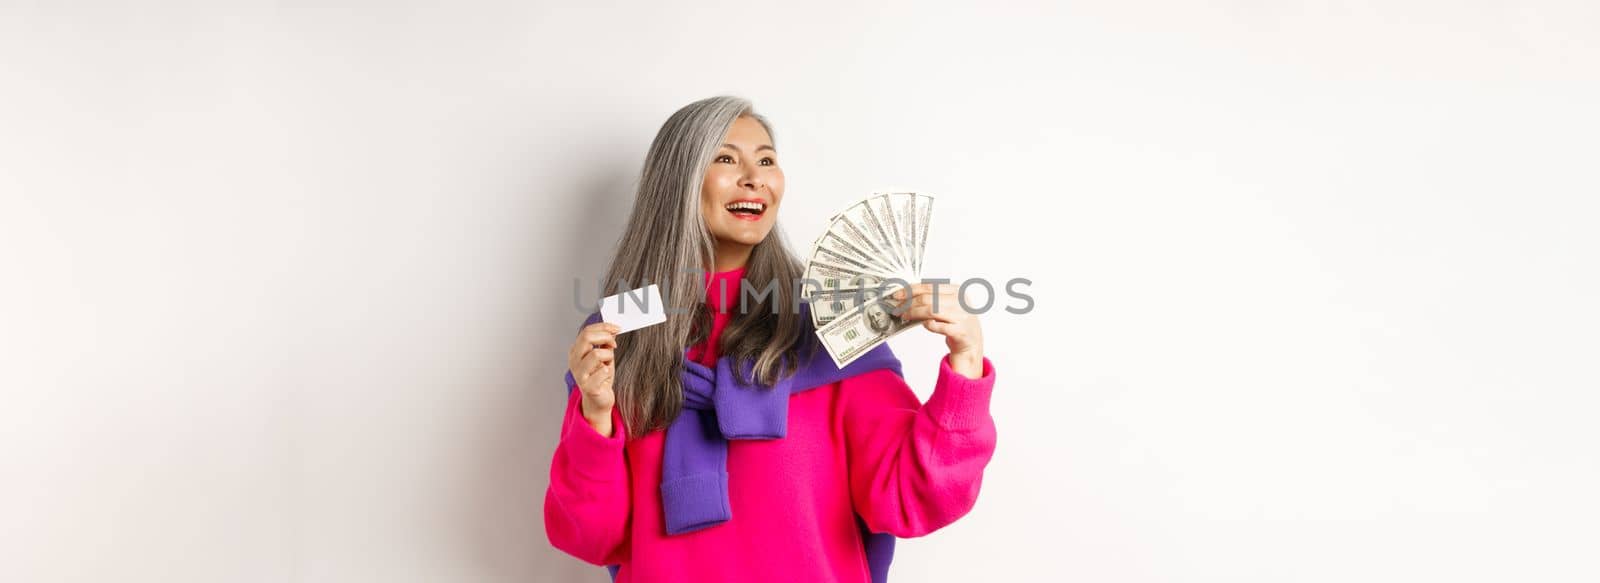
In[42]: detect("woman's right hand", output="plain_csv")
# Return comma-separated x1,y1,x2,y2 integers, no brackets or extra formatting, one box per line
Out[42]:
568,322,621,436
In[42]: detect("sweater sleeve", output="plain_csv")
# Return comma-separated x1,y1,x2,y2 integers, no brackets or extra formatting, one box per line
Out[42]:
842,355,998,538
543,388,632,565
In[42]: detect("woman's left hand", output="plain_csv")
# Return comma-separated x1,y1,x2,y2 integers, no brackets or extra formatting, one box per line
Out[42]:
891,283,985,379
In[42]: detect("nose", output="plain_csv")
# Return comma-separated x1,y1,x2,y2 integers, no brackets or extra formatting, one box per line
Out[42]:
740,161,765,192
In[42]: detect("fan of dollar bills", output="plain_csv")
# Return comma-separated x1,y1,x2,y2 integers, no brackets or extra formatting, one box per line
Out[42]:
803,192,935,367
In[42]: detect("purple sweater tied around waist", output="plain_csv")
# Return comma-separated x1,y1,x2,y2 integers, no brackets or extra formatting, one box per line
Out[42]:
564,303,903,582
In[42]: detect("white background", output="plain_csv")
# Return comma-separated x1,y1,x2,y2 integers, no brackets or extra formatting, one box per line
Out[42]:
4,1,1598,581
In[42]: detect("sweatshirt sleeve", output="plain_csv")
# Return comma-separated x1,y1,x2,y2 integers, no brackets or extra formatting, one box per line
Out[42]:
841,355,998,538
543,388,632,566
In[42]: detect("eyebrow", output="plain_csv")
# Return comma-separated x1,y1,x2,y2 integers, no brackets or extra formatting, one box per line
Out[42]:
721,143,776,153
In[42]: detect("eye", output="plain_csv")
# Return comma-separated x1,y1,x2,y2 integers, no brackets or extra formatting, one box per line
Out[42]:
759,157,775,166
715,154,736,163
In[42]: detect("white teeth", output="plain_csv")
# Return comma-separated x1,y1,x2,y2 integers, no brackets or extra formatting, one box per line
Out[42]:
724,201,766,212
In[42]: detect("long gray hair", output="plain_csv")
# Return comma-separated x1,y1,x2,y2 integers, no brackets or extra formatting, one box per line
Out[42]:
601,95,810,438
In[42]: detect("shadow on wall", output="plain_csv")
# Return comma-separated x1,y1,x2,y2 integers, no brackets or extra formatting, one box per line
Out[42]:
458,158,635,582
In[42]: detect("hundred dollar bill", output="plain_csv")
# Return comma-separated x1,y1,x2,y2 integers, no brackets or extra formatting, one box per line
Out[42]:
888,192,920,278
836,197,909,277
910,193,934,275
802,257,888,299
806,190,936,332
870,194,909,275
806,286,889,327
814,294,918,367
812,227,901,279
826,212,903,278
812,233,902,281
894,193,919,275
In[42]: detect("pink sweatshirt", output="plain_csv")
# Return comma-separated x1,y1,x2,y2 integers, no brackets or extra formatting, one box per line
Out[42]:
544,267,998,582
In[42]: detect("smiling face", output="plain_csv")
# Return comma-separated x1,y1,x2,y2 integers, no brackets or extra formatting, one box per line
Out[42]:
700,116,785,270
